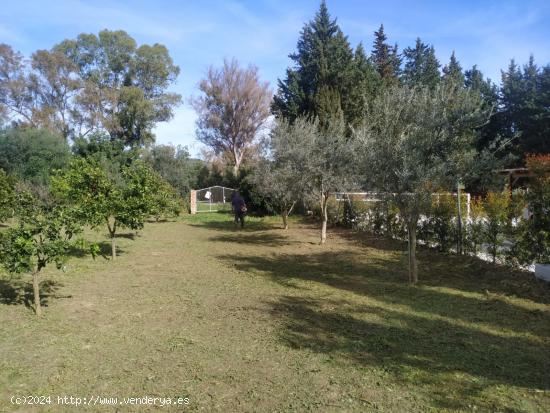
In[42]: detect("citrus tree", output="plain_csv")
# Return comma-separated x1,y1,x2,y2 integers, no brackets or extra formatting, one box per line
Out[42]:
52,158,160,259
149,176,182,222
0,200,82,316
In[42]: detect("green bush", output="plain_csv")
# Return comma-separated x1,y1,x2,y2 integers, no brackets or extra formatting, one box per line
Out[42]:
311,195,342,225
421,193,457,252
482,190,510,264
464,197,485,256
0,169,15,222
512,155,550,265
0,127,70,187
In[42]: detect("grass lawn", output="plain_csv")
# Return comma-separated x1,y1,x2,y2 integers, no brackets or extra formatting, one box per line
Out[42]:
1,213,549,412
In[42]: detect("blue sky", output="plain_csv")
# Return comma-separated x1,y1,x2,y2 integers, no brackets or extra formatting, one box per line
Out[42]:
1,0,549,155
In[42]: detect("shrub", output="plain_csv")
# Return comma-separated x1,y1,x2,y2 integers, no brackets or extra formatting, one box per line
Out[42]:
0,169,15,222
482,190,510,264
311,195,342,225
342,196,371,229
513,155,550,265
423,193,457,252
464,197,485,256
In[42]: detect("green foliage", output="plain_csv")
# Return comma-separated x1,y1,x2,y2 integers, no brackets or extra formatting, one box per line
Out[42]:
512,156,550,264
271,117,353,242
346,198,405,239
402,38,440,89
371,24,400,86
311,196,341,225
0,200,83,315
148,175,182,221
481,191,510,264
0,127,70,187
442,52,464,87
52,158,167,258
0,205,81,274
464,197,486,256
251,160,300,227
142,144,201,197
272,1,363,130
421,194,457,252
0,168,15,222
72,133,138,173
53,30,181,146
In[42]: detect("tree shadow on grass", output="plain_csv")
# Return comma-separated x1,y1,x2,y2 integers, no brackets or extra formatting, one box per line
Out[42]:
267,295,550,410
0,278,64,308
335,228,550,304
218,250,550,367
209,232,293,247
188,218,277,233
116,232,139,240
66,241,126,259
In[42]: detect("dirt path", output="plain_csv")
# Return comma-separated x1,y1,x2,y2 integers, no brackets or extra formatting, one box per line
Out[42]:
1,216,549,412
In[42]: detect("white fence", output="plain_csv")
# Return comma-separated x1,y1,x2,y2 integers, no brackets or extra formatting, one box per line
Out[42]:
333,191,471,220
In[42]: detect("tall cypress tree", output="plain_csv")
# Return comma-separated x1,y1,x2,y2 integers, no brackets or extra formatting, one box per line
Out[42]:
517,57,550,154
346,43,380,128
371,24,399,85
403,38,440,88
272,1,355,128
442,51,464,86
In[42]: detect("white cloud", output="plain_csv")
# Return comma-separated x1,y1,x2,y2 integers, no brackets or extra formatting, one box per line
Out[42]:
153,105,199,155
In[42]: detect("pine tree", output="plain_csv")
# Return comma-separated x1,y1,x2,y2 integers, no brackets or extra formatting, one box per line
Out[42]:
272,1,355,128
424,46,441,88
403,38,440,88
371,24,399,85
403,38,426,85
346,43,380,128
519,56,550,154
442,51,464,86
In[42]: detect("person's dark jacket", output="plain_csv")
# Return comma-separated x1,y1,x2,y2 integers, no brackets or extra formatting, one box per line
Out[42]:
232,195,246,214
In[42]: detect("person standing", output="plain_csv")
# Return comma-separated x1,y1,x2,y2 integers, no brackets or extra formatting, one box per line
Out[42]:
231,191,247,228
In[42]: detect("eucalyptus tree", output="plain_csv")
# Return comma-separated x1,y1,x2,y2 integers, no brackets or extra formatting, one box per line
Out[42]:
1,30,181,146
356,84,490,283
192,58,271,175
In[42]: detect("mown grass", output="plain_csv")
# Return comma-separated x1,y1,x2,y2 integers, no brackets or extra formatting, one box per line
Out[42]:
0,212,549,412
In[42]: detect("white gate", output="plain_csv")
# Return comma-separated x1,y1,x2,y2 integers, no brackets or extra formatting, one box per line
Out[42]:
192,186,236,213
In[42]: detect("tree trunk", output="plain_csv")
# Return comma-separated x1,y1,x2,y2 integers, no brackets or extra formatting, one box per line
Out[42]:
407,223,418,284
282,213,288,230
32,271,42,316
111,235,116,260
107,217,117,260
321,194,328,245
233,150,242,176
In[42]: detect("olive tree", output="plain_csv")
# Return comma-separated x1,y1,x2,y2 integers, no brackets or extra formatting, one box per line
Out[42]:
251,160,300,230
272,117,352,243
52,158,160,259
356,84,489,283
0,201,82,316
